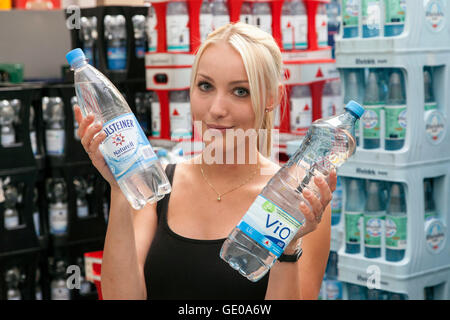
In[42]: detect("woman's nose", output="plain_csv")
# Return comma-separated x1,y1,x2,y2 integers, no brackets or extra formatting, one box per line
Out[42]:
208,92,229,119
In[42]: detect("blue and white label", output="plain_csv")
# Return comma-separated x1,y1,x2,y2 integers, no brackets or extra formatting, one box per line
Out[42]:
100,113,158,182
107,46,127,70
237,195,303,257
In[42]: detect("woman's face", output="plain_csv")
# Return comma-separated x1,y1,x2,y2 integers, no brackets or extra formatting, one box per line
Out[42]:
191,41,258,159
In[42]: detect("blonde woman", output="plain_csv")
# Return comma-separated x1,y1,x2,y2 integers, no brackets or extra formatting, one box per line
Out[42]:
74,22,336,300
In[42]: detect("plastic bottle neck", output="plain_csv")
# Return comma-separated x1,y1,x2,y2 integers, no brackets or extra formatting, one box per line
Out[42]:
71,58,88,70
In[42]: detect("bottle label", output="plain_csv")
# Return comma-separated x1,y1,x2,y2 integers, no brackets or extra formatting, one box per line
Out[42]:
236,195,303,258
46,129,65,155
151,101,161,137
364,211,385,248
362,103,383,139
326,279,343,300
290,97,312,135
5,209,19,229
424,0,445,32
170,102,192,140
424,218,446,254
293,15,307,49
167,14,190,52
49,203,68,235
101,113,158,182
385,105,407,140
424,109,446,144
281,15,294,50
345,211,362,245
1,133,15,146
107,46,127,70
342,0,359,28
385,0,406,25
362,0,381,30
77,205,89,218
385,215,407,250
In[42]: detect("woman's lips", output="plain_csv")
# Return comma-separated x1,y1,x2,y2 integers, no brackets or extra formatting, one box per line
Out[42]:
206,124,234,132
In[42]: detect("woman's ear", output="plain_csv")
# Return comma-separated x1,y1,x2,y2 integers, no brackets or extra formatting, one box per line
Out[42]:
265,84,284,113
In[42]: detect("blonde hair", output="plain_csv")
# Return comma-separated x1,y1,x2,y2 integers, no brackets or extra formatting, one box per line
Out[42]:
190,22,284,157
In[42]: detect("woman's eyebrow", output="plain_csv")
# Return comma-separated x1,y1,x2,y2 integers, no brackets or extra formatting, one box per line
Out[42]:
197,73,248,85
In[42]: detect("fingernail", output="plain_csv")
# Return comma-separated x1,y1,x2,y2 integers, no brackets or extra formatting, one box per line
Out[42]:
303,189,312,197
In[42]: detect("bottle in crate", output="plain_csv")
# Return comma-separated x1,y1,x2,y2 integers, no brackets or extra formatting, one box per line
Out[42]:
345,178,365,254
167,1,190,52
316,3,329,48
253,1,272,35
362,69,384,149
363,180,386,258
385,70,406,151
146,5,157,52
385,182,407,262
0,99,16,147
4,183,20,230
212,0,230,31
66,49,171,210
169,90,192,141
240,1,253,25
47,178,68,236
43,97,65,157
384,0,406,37
200,0,213,42
362,0,381,38
132,15,146,59
281,0,294,50
104,15,127,70
342,0,359,38
331,176,343,226
292,0,307,49
5,267,22,300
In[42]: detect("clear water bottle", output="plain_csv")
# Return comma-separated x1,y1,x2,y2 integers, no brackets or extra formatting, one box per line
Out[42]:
326,0,340,57
212,0,230,31
200,0,213,42
151,91,161,138
325,251,343,300
166,1,190,52
385,182,407,262
240,1,253,25
384,0,406,37
345,178,366,254
71,96,80,141
132,15,146,58
220,101,364,281
51,260,71,300
43,97,65,157
66,48,171,209
362,0,381,38
4,184,20,230
104,15,127,70
292,0,307,49
253,1,272,35
330,175,343,225
29,106,39,156
316,3,328,47
385,70,406,151
146,5,158,52
281,0,294,50
344,70,363,146
169,90,192,141
47,178,68,235
0,99,16,147
342,0,359,38
80,16,95,65
290,85,312,135
363,180,386,258
363,70,383,149
74,176,89,219
5,267,22,300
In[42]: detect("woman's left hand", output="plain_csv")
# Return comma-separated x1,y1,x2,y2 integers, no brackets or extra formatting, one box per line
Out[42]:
284,170,337,254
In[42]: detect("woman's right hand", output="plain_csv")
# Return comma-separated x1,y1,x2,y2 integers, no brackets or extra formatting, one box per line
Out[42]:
74,105,118,189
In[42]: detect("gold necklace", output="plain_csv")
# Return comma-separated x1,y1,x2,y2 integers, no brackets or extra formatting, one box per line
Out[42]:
200,164,260,201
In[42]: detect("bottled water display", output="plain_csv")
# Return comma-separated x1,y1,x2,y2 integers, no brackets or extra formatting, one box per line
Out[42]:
290,85,312,135
5,267,22,300
80,16,97,65
200,0,213,42
344,70,363,146
385,70,406,151
51,260,70,300
146,5,158,52
47,178,68,235
104,15,127,70
344,178,365,254
384,0,406,37
363,180,386,258
74,176,89,218
66,48,171,210
220,101,364,281
0,99,16,147
166,1,190,52
330,176,342,226
316,3,328,47
169,90,192,141
385,182,407,262
151,91,161,138
43,96,65,157
362,70,384,149
3,183,20,230
362,0,381,38
342,0,359,38
132,15,146,58
324,251,343,300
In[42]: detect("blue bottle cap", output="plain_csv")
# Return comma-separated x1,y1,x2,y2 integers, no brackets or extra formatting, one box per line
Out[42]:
344,100,365,119
66,48,86,66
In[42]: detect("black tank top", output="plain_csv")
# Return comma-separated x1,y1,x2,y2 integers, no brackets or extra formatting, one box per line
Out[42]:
144,163,269,300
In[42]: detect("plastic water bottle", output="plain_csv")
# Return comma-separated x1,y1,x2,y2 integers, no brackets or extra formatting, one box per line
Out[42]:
167,1,190,52
47,178,68,235
212,0,230,31
385,182,407,262
80,16,95,65
424,68,437,112
29,106,38,156
316,3,328,47
424,178,436,221
4,184,20,230
331,176,343,225
5,268,22,300
344,71,362,146
345,178,365,254
151,91,161,138
170,90,192,141
325,251,343,300
220,101,364,281
292,0,307,49
342,0,359,38
326,0,340,57
51,260,70,300
146,5,158,52
200,0,213,42
253,2,272,35
347,283,367,300
363,180,386,258
281,0,294,50
290,85,312,135
384,0,406,37
135,92,150,135
43,97,65,157
66,48,171,210
240,1,253,25
74,176,89,219
132,15,147,58
385,70,406,151
362,0,381,38
363,70,383,149
104,15,127,70
0,100,16,147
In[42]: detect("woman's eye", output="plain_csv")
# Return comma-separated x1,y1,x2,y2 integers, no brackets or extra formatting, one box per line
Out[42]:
233,87,249,97
198,81,212,91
